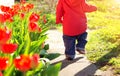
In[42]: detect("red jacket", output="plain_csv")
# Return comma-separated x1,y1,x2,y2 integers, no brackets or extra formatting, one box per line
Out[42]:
56,0,97,36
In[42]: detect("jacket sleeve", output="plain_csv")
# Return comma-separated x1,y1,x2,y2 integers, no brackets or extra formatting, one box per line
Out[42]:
56,0,64,24
81,0,97,12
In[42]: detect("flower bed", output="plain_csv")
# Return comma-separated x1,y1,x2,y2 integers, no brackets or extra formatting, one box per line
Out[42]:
0,1,61,76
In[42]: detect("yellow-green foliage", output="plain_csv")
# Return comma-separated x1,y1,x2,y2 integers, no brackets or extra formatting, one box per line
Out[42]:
86,26,120,74
87,0,120,29
86,0,120,74
87,12,109,29
109,57,120,67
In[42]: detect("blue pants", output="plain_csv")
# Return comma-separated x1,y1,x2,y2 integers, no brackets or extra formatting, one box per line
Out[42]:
63,32,87,58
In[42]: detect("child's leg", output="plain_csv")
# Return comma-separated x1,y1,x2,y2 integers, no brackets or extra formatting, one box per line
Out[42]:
63,35,76,59
76,32,87,51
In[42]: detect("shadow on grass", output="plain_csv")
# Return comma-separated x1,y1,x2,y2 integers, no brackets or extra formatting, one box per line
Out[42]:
75,49,120,76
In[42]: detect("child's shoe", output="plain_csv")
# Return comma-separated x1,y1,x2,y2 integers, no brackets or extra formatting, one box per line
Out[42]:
65,55,74,61
76,48,86,54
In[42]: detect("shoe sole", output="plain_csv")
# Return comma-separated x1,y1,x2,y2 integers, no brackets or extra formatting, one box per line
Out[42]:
76,50,85,54
65,57,74,61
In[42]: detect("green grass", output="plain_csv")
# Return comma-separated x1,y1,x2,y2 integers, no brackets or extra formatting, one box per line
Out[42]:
86,0,120,75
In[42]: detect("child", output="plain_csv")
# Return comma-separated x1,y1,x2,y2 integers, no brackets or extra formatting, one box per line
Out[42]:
56,0,97,60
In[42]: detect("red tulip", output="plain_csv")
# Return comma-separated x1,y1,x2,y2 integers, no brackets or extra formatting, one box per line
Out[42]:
24,4,34,12
29,13,39,22
0,28,11,44
26,3,34,10
20,13,25,19
21,6,27,12
20,0,26,4
43,15,47,23
38,27,42,33
28,22,39,32
14,55,31,72
12,4,20,9
3,13,11,22
0,57,9,70
43,18,47,24
8,17,14,23
0,13,12,23
0,43,18,54
11,4,20,15
0,71,3,76
0,5,11,13
0,14,5,23
8,9,18,17
31,54,39,68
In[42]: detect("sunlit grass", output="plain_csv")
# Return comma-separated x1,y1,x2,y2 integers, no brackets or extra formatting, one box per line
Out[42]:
86,0,120,75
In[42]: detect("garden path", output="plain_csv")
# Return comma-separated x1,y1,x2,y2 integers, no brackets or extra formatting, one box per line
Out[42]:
46,29,113,76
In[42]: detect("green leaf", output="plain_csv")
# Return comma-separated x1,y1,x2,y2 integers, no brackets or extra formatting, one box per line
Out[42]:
40,49,47,56
41,63,61,76
4,64,15,76
26,71,34,76
26,61,45,76
15,71,24,76
34,61,45,73
44,44,49,50
17,42,25,55
40,27,49,35
24,33,31,54
45,53,60,60
30,35,47,54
